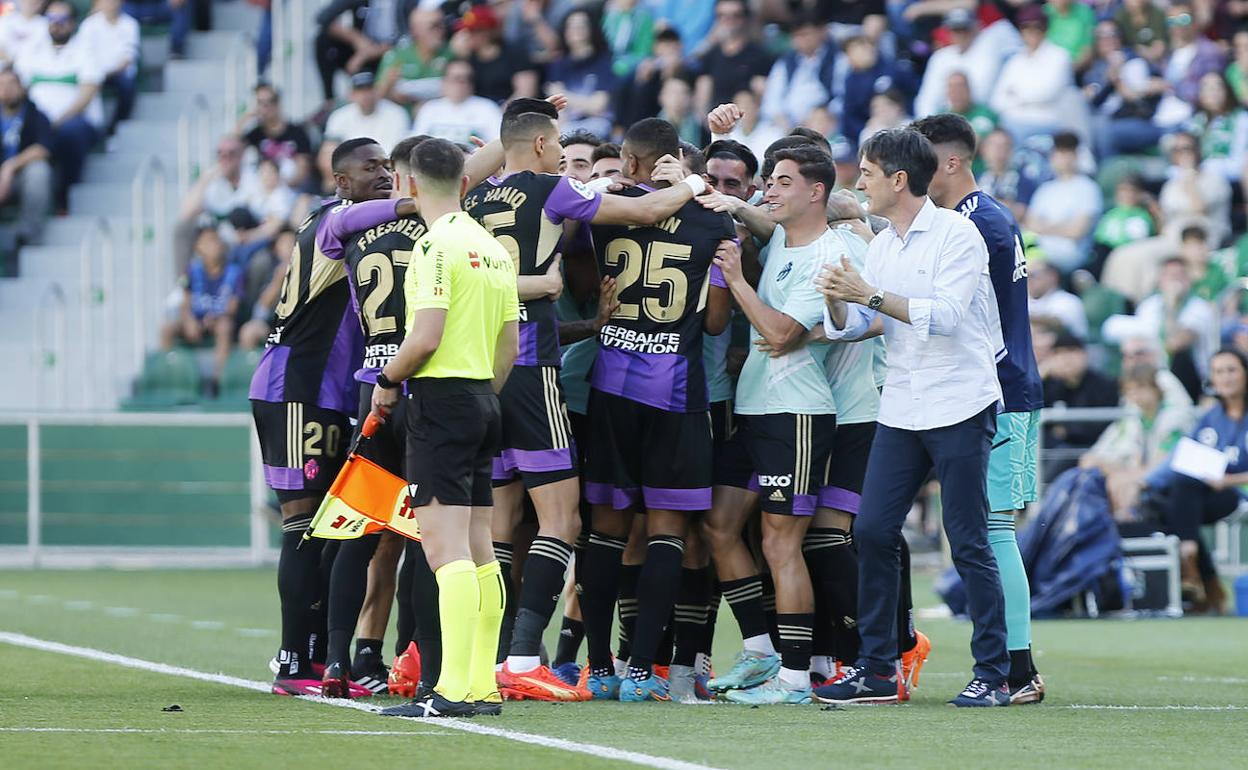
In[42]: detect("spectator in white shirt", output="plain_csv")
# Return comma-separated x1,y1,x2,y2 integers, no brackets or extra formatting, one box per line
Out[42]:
914,8,1018,119
1028,257,1089,339
990,5,1076,145
410,59,501,145
759,12,841,130
814,127,1010,706
79,0,139,133
0,0,49,64
707,89,785,171
324,71,412,154
14,2,103,210
1025,132,1101,273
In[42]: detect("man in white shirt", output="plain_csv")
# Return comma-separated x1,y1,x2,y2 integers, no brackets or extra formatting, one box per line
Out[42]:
913,9,1018,119
1025,132,1101,273
0,0,49,64
324,71,412,154
410,59,501,146
13,2,104,210
1028,257,1088,339
79,0,140,133
812,128,1010,708
989,5,1077,145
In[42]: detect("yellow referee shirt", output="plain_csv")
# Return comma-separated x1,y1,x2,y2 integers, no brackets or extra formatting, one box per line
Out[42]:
403,211,519,380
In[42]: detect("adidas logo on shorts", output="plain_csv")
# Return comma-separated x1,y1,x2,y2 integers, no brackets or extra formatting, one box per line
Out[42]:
769,489,786,503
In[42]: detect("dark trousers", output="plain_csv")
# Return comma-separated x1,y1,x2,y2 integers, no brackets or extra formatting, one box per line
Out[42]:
105,70,138,133
856,405,1008,683
124,0,192,55
314,32,382,103
50,116,99,210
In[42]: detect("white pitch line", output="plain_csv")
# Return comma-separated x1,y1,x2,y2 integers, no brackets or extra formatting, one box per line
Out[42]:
0,727,454,737
1068,704,1248,711
1156,675,1248,685
0,632,724,770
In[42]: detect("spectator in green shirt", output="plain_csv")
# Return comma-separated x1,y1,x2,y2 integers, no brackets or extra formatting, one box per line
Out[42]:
1180,224,1231,301
1095,174,1157,252
378,6,452,106
1184,71,1248,183
1115,0,1168,66
946,70,998,138
1046,0,1097,71
603,0,655,79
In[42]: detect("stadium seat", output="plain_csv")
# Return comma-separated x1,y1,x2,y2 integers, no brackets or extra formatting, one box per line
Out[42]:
1212,502,1247,574
202,348,260,412
121,348,202,411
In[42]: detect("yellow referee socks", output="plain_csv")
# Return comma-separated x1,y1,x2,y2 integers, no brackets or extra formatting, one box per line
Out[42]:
433,559,480,703
469,560,506,702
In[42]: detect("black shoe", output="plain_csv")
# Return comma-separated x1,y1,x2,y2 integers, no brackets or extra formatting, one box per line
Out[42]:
474,700,503,716
351,653,389,695
321,662,353,699
380,691,476,718
949,677,1010,707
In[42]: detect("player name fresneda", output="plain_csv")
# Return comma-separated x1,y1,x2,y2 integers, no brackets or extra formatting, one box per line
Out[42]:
600,325,681,354
352,217,428,251
363,343,400,369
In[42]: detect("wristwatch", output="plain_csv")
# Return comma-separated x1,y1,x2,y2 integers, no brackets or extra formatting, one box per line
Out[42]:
867,289,885,311
375,371,400,390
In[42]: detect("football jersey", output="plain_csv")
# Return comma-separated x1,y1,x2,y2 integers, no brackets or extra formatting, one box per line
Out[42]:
820,226,882,425
343,214,429,384
735,225,836,416
464,172,603,367
956,191,1044,413
589,186,737,413
249,198,403,413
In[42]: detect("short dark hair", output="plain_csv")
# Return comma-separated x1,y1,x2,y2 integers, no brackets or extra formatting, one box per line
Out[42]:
254,82,279,100
859,128,937,197
910,113,977,158
705,139,759,180
591,142,621,163
391,135,433,171
655,28,682,44
789,9,824,31
762,135,819,179
331,137,381,171
409,137,466,192
623,118,679,162
561,129,602,150
501,110,558,148
1052,131,1080,152
503,97,558,122
680,141,706,176
772,146,836,201
787,126,833,157
1180,224,1208,243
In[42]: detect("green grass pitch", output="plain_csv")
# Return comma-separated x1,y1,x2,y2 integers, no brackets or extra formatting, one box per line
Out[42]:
1,569,1246,769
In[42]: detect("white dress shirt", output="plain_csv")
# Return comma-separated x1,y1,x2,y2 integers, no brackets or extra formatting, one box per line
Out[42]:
323,99,412,154
824,198,1004,431
989,41,1073,126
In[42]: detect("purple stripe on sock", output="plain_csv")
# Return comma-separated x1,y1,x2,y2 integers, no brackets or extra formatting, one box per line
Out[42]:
584,482,641,510
497,446,576,473
792,494,817,517
818,486,861,514
641,486,711,511
264,464,305,490
248,345,289,401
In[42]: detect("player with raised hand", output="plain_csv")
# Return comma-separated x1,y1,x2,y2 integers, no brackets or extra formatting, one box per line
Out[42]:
579,118,735,703
462,101,709,702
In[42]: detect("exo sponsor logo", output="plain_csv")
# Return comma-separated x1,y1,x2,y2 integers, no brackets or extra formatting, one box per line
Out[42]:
758,474,792,488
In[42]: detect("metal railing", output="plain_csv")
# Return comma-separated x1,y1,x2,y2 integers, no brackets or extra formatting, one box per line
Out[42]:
176,94,215,194
270,0,311,119
78,217,116,410
1036,405,1126,499
129,156,169,373
32,284,67,411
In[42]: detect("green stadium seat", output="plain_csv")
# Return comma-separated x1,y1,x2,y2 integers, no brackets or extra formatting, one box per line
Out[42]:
121,348,202,411
205,348,261,412
1080,284,1127,345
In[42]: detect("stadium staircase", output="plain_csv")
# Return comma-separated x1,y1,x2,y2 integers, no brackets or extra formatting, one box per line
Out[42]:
0,1,309,412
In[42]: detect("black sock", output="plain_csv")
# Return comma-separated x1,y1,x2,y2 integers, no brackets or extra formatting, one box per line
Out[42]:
615,564,642,661
1009,648,1035,688
673,567,711,667
700,573,720,660
325,534,380,668
355,638,383,660
311,541,338,665
720,575,768,641
655,609,675,667
277,515,320,678
761,572,780,650
804,528,860,664
510,536,574,658
405,540,442,687
554,616,585,666
395,549,415,657
898,536,916,655
493,541,516,664
627,536,685,675
776,612,814,674
580,531,626,674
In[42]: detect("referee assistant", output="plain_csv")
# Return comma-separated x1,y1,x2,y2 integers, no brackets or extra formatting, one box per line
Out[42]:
372,138,520,719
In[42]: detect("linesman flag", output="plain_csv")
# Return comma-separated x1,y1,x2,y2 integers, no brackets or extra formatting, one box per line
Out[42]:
303,414,421,542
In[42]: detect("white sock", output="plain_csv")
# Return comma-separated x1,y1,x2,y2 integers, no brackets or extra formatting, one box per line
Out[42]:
810,655,834,678
506,655,541,673
613,658,629,678
778,667,808,690
743,634,777,655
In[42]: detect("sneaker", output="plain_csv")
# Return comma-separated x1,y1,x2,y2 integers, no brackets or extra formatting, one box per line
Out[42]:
352,653,390,696
580,667,622,701
898,630,931,702
497,662,587,702
552,661,581,687
668,664,699,703
271,675,324,697
811,666,899,705
619,674,671,702
693,672,713,701
1009,673,1046,705
707,650,782,693
721,678,812,705
474,699,503,717
321,662,354,699
388,642,422,698
948,678,1010,707
379,691,476,718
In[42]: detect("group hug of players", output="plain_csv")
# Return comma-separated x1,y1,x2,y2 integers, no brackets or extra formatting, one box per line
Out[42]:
248,95,1047,717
